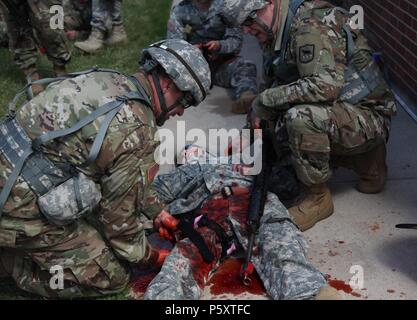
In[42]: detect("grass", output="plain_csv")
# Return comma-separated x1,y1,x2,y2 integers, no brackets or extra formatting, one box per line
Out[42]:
0,0,171,299
0,0,171,116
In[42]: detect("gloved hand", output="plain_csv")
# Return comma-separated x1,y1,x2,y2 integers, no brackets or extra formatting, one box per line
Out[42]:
141,243,171,268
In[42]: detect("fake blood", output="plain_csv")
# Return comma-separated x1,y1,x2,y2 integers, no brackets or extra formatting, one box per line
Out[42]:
327,276,361,298
131,271,158,294
208,258,266,296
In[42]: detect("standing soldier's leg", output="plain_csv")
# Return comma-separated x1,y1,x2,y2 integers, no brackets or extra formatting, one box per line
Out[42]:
74,0,108,53
0,220,129,298
285,103,389,231
105,0,127,46
2,0,44,94
27,0,71,76
212,57,258,114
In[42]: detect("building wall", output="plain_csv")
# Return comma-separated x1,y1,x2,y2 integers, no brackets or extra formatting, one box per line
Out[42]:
334,0,417,100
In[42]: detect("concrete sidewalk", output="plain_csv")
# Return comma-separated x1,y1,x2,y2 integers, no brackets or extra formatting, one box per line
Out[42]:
161,30,417,299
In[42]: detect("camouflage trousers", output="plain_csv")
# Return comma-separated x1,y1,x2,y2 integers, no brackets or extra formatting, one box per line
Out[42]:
91,0,122,32
0,218,130,298
144,192,327,300
285,102,391,186
63,0,92,31
1,0,71,70
212,56,258,100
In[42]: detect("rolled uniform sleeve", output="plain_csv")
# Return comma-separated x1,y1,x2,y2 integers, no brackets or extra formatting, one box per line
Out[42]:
166,6,187,40
95,121,163,264
259,19,345,109
218,27,243,55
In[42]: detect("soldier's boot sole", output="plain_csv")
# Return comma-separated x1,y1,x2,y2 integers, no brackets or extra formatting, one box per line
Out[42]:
355,144,388,194
289,185,334,232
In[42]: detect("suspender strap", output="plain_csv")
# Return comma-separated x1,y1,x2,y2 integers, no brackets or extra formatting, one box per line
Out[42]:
0,90,147,216
277,0,305,66
342,24,356,60
9,67,149,115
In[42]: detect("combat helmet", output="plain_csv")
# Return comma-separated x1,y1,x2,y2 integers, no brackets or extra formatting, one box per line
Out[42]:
222,0,269,26
140,39,211,124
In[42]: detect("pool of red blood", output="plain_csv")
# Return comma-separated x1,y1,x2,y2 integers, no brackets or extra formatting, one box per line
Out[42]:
208,258,266,296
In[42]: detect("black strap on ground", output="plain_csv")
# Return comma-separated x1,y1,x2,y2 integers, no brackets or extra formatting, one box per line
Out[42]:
197,215,231,259
177,219,215,263
396,224,417,230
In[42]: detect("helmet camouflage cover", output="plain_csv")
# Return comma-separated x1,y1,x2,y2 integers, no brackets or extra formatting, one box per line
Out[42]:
222,0,268,26
140,39,211,106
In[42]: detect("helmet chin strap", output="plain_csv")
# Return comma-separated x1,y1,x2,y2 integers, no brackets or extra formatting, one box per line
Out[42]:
150,70,189,126
254,0,279,43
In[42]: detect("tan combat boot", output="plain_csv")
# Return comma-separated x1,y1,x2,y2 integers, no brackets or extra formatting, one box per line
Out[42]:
315,286,343,300
22,67,43,96
53,64,67,77
354,143,387,194
105,24,128,46
74,28,105,53
289,183,334,231
231,91,257,114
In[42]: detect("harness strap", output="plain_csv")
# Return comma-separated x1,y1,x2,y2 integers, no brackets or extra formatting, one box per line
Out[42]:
276,0,305,66
197,215,231,259
178,218,215,263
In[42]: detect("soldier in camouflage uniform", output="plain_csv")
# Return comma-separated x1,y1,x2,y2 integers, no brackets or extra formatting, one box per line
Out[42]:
143,149,339,300
223,0,396,231
167,0,259,114
0,0,71,94
74,0,127,53
0,39,211,298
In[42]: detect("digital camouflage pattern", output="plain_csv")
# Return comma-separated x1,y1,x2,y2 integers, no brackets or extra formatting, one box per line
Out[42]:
144,162,327,300
1,0,71,70
227,0,396,186
142,39,211,105
63,0,92,31
0,70,164,298
167,0,258,99
91,0,123,32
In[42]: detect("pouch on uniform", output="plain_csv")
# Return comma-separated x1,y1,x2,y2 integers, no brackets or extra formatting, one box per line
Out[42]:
37,173,101,226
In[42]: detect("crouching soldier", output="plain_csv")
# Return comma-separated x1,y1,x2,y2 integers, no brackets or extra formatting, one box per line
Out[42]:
167,0,259,114
223,0,397,231
0,39,211,298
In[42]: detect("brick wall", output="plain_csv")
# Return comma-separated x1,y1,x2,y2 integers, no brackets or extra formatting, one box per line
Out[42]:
333,0,417,101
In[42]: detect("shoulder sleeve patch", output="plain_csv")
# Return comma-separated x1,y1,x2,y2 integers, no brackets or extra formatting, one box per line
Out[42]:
299,44,315,63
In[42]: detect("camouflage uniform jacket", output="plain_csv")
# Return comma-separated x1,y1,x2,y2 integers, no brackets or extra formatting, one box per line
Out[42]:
258,0,396,117
0,70,163,263
167,0,243,56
